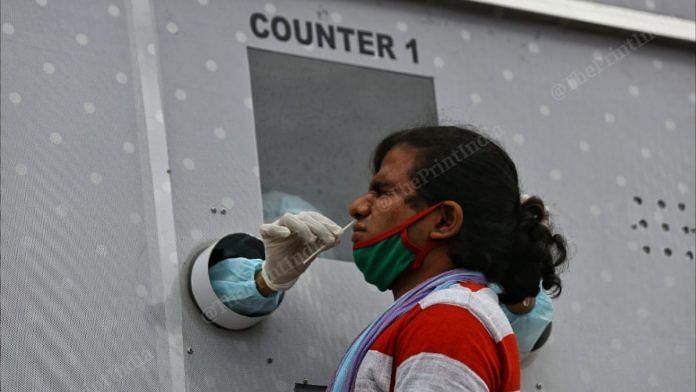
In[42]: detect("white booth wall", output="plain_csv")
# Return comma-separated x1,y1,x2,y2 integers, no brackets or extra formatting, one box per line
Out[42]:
588,0,694,19
2,0,694,391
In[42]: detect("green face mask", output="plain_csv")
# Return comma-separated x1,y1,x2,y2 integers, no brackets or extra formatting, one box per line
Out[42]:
352,202,444,291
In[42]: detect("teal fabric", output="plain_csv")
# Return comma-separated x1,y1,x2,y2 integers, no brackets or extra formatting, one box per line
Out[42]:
353,232,415,292
491,283,554,353
208,257,284,317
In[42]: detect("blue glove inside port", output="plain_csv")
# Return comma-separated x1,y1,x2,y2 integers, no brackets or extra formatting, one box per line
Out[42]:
209,257,284,317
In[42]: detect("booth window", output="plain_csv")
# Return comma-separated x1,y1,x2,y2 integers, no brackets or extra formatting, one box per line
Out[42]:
248,48,437,261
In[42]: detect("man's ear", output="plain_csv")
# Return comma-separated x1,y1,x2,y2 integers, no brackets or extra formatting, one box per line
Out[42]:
430,201,463,240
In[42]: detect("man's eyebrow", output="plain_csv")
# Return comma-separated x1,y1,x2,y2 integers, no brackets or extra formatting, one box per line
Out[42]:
369,179,393,191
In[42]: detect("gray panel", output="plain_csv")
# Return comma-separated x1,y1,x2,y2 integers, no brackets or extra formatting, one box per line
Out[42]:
152,2,397,388
250,48,437,261
427,7,696,392
1,1,164,391
180,257,392,391
2,0,693,391
153,1,694,390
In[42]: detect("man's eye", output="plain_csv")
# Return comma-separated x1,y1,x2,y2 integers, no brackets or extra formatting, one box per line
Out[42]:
380,189,394,197
368,184,393,197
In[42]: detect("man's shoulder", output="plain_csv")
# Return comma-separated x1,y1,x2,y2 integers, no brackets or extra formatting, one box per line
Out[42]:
419,281,496,310
416,281,514,342
391,285,517,392
371,281,513,354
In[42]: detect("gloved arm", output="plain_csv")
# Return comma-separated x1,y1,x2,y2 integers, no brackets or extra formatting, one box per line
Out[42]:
209,257,284,317
501,288,554,354
490,282,554,354
259,211,342,291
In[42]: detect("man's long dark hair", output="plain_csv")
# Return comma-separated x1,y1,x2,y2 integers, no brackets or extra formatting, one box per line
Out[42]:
372,125,568,303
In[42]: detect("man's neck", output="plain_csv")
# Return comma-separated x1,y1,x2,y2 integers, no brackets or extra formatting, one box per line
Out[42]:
390,248,455,300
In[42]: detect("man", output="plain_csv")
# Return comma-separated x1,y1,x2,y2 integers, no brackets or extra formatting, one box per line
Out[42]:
215,126,567,391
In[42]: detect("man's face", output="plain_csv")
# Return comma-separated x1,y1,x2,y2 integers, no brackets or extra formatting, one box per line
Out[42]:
349,145,428,244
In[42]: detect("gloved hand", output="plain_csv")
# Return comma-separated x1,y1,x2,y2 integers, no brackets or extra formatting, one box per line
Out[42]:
259,211,343,291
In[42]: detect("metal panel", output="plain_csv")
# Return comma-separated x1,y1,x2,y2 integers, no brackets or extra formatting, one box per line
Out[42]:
587,0,695,20
460,0,695,42
1,0,167,391
151,1,399,388
152,1,694,390
2,0,694,391
126,0,187,390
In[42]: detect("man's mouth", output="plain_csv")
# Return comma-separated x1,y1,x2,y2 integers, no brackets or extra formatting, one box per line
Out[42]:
351,225,367,243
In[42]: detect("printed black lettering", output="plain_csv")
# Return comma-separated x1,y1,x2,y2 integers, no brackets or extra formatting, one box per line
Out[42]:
357,30,375,56
293,19,313,45
336,26,355,52
250,13,269,38
377,34,395,60
405,38,418,63
271,16,291,41
248,12,413,63
316,23,336,49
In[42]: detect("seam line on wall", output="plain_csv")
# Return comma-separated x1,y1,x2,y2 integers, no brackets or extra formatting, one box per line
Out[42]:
125,1,187,391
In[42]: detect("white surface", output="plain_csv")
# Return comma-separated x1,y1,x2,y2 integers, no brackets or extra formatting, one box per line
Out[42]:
462,0,696,41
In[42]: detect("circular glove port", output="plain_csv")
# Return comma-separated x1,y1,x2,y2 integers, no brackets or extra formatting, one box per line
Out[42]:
189,233,268,330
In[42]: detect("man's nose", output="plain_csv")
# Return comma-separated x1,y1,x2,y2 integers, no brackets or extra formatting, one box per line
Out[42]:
349,193,373,220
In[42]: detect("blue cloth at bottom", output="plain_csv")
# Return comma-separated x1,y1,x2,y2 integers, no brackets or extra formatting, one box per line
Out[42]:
208,257,284,317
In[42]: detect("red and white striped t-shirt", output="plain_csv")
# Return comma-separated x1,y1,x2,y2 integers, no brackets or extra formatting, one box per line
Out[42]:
354,281,521,392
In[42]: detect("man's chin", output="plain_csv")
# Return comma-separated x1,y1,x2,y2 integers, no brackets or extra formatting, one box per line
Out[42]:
351,232,367,243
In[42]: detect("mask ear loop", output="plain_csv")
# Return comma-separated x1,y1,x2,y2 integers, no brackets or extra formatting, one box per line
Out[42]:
410,240,438,270
399,201,445,270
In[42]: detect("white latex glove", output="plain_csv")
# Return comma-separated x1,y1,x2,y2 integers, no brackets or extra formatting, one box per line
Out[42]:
259,211,342,291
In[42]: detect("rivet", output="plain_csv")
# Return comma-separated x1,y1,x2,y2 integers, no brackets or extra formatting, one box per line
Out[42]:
536,383,543,390
303,379,309,384
220,208,227,215
210,207,217,214
186,347,193,354
166,169,171,174
266,357,273,364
